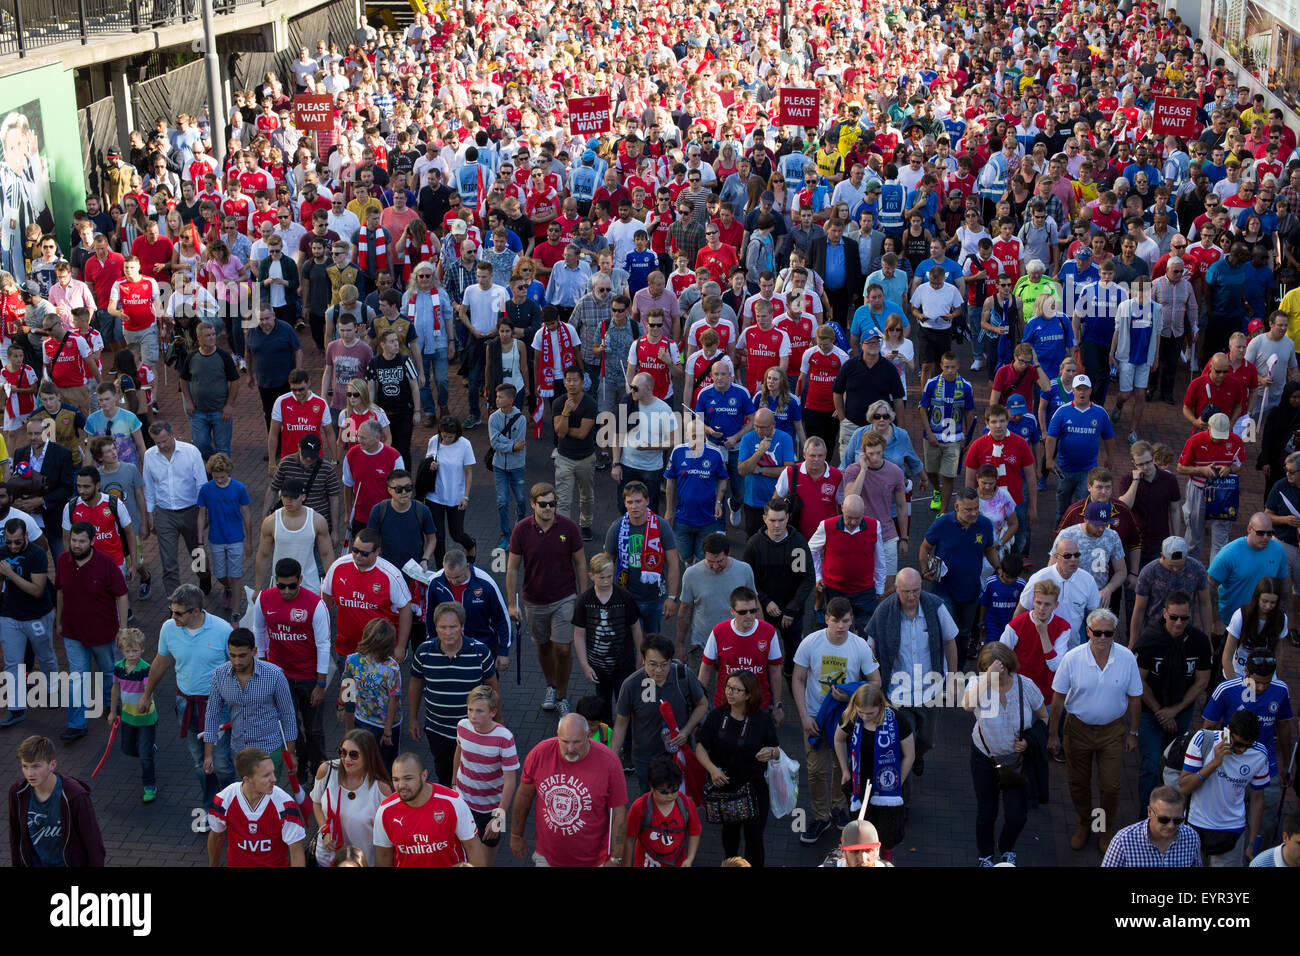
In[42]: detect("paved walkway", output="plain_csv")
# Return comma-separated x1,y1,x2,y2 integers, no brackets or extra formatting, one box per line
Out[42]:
0,329,1292,867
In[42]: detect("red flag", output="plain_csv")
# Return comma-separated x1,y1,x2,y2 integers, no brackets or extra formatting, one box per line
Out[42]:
91,718,121,779
280,747,315,819
658,699,705,806
532,399,545,439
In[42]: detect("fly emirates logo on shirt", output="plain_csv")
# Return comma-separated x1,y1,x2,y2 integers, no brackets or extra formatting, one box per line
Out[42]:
539,774,595,836
398,830,452,857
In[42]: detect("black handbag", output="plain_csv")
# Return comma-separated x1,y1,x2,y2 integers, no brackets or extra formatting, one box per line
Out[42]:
978,677,1028,789
702,780,758,824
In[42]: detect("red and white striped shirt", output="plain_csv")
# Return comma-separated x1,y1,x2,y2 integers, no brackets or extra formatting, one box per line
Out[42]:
453,718,520,813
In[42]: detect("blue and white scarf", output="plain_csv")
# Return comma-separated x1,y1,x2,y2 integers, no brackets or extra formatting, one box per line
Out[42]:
849,706,904,808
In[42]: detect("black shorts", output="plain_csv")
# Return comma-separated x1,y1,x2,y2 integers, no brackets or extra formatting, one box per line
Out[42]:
919,326,952,366
471,808,503,847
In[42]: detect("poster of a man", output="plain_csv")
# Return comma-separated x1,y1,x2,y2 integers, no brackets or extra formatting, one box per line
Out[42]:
0,107,52,285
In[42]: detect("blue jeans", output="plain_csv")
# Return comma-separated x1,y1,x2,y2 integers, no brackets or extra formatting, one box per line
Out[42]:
674,520,722,563
63,639,116,730
119,720,158,787
175,693,234,807
824,587,876,636
493,466,526,537
419,349,449,413
1013,498,1030,557
0,613,57,710
637,600,663,637
1055,468,1090,524
1138,707,1193,810
188,410,233,459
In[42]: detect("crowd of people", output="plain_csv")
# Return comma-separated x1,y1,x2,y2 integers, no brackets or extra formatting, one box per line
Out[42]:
7,0,1300,869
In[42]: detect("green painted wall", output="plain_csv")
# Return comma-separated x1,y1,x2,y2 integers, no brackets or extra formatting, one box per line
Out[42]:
0,63,82,251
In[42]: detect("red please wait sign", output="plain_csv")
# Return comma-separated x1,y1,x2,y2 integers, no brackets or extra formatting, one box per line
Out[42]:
293,94,335,131
1151,97,1199,138
778,88,820,127
568,95,611,136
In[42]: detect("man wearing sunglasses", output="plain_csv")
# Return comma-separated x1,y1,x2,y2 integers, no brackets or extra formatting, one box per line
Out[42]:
322,528,413,663
1180,708,1271,865
1131,590,1212,810
1207,513,1291,647
1101,785,1202,866
1047,607,1143,854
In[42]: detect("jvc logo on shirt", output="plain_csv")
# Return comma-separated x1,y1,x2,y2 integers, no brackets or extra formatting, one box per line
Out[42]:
49,887,152,936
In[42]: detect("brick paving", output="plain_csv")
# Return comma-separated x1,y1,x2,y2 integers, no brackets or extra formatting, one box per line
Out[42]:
0,329,1293,868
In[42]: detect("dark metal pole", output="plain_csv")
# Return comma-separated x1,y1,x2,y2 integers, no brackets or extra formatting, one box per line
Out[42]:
13,0,27,57
201,0,227,161
779,0,788,45
76,0,88,43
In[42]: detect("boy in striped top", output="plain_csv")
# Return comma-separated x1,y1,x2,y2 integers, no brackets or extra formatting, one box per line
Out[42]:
108,628,159,802
452,685,519,859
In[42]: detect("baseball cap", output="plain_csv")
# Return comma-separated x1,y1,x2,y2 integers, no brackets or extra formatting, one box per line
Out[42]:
1075,246,1092,259
1161,535,1188,560
1071,374,1092,389
862,328,883,341
1248,318,1265,334
450,219,467,235
299,434,321,458
1208,412,1230,440
582,149,596,163
1005,393,1028,413
107,146,121,157
281,478,307,498
1084,501,1113,524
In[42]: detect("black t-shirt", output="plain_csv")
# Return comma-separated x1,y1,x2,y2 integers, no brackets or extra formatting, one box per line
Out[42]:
832,355,905,425
367,353,419,414
553,393,598,460
0,543,52,620
571,585,641,676
1133,624,1213,711
696,706,779,789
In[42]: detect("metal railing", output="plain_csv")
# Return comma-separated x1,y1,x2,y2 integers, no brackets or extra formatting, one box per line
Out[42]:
0,0,264,57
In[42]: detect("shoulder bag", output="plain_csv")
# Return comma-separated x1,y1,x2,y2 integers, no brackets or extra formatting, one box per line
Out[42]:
977,676,1028,789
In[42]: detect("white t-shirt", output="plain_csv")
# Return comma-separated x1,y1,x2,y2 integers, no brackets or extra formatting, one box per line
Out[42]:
1225,609,1289,679
1182,728,1270,832
424,435,477,506
793,628,879,718
463,284,509,337
909,282,963,328
965,672,1045,755
621,397,676,471
530,322,582,388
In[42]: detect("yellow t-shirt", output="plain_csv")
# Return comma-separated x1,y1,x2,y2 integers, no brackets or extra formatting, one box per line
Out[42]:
347,198,383,224
816,147,843,180
1281,287,1300,353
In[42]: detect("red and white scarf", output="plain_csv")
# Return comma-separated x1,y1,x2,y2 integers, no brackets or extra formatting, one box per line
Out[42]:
406,291,441,332
615,508,664,586
357,226,388,272
401,234,436,283
538,322,576,395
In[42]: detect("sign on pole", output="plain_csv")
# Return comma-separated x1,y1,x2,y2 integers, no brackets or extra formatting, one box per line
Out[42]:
778,88,820,128
567,95,612,136
293,94,335,131
1151,97,1199,138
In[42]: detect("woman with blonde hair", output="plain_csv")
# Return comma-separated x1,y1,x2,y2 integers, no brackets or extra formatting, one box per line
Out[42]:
962,640,1048,866
753,365,804,447
336,376,393,450
833,682,913,861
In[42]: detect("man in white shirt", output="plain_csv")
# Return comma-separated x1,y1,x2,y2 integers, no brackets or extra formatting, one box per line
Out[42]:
1180,709,1271,866
142,420,208,597
1018,534,1101,643
611,372,676,514
1047,607,1143,855
326,193,361,245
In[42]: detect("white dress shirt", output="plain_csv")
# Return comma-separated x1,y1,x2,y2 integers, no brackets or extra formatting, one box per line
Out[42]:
1050,641,1143,725
143,440,207,511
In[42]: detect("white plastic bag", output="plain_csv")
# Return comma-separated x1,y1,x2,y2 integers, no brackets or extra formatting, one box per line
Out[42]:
766,748,800,819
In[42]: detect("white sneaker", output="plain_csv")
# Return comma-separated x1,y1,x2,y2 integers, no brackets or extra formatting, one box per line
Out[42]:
541,686,557,711
729,504,742,527
970,356,984,371
556,697,571,717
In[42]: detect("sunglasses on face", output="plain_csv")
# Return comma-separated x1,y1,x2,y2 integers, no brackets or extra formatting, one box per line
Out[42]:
534,499,556,508
1151,813,1180,825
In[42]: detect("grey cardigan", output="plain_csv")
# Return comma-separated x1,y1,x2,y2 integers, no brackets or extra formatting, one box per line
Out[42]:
866,590,948,685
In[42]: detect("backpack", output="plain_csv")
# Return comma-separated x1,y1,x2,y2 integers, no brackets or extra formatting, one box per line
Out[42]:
636,792,691,866
484,412,521,472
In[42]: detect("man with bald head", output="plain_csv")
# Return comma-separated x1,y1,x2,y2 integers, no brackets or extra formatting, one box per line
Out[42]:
864,566,960,776
1183,352,1247,430
738,407,796,535
510,713,628,867
611,371,676,515
1207,513,1292,649
809,494,886,635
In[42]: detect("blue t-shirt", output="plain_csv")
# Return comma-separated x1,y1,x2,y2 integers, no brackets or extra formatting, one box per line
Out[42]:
737,429,795,507
980,575,1026,642
245,320,302,388
919,376,976,443
1202,675,1295,776
695,384,755,445
1007,412,1042,448
753,392,803,440
925,513,996,602
850,301,907,341
1205,259,1250,320
1047,402,1114,473
1125,303,1155,366
27,776,65,867
663,444,728,526
1020,314,1073,380
1244,263,1276,319
1076,281,1128,346
85,409,144,466
1207,540,1291,625
625,249,659,295
915,256,962,286
195,479,251,544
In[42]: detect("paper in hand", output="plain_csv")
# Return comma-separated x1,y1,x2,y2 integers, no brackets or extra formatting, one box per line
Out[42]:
403,558,435,585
